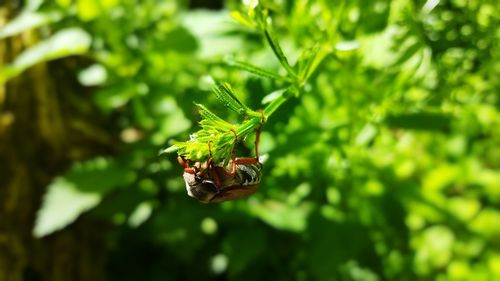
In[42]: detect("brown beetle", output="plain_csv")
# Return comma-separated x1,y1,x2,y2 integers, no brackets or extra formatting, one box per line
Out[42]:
179,156,262,203
178,127,263,203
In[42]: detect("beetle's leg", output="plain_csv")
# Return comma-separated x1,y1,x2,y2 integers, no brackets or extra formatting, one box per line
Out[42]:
196,141,215,178
185,167,196,174
208,141,213,158
230,129,238,163
178,156,190,168
221,130,238,177
178,156,196,174
210,166,222,189
194,162,202,176
254,111,265,159
233,157,259,165
254,127,261,159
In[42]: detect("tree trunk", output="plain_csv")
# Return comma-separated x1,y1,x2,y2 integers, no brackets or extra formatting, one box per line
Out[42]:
0,4,114,281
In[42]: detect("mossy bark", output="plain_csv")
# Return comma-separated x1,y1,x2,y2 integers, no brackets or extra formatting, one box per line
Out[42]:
0,4,114,281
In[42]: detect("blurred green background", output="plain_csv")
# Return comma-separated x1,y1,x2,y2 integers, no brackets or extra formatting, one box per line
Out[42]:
1,0,499,280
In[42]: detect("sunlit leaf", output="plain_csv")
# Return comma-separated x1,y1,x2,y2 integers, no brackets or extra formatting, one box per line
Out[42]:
181,10,245,58
229,10,257,29
128,202,153,228
78,64,107,86
213,82,259,117
0,11,60,39
33,157,136,237
33,177,101,237
1,28,91,84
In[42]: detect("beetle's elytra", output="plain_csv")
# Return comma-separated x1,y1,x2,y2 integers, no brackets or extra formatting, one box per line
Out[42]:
182,160,263,203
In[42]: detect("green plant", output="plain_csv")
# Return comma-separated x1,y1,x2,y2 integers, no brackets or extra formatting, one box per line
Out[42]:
2,0,499,280
163,3,329,164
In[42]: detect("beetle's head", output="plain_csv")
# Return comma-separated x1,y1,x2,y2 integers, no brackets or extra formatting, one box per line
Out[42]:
183,172,218,203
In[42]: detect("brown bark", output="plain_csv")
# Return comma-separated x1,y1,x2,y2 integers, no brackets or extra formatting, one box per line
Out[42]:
0,5,114,281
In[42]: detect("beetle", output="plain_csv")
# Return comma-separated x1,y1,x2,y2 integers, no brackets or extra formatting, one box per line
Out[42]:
178,126,264,203
179,156,263,203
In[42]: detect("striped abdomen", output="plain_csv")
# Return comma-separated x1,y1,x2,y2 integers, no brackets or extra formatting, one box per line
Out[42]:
234,162,263,186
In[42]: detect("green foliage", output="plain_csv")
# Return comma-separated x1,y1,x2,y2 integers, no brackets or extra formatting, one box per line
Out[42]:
34,157,136,237
3,0,500,280
0,28,91,83
164,5,327,164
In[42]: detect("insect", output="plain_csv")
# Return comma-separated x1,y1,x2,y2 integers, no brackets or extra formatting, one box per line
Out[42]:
178,127,263,203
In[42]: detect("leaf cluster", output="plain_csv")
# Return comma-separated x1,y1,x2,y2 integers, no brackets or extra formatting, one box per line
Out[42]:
163,2,329,164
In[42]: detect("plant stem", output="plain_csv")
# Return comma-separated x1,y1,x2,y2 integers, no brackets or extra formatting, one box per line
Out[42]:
235,88,290,138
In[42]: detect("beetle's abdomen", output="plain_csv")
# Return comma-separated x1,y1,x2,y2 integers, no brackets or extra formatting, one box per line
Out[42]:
236,162,263,186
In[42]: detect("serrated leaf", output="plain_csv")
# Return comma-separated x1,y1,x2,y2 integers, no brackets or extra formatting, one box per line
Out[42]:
213,83,256,116
196,103,234,131
161,144,180,155
33,177,101,237
1,28,92,84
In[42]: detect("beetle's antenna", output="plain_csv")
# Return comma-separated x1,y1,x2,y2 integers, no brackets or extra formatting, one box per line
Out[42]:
222,129,239,177
255,111,265,159
207,141,213,158
230,129,238,161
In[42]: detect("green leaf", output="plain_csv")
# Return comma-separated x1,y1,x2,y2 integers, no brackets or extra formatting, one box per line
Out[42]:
128,202,153,228
243,0,259,9
160,26,198,53
263,88,289,116
64,157,137,193
392,41,422,67
261,88,286,104
264,29,296,77
297,43,331,82
225,58,290,81
213,82,259,117
33,157,136,237
78,64,107,86
229,10,257,29
0,11,60,39
196,103,235,132
1,28,92,84
160,144,180,155
33,177,101,237
181,10,246,58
